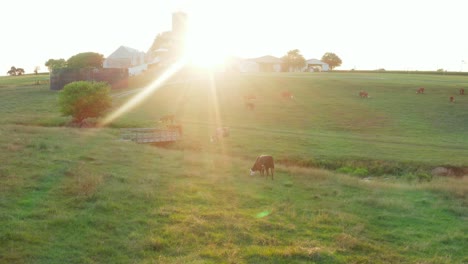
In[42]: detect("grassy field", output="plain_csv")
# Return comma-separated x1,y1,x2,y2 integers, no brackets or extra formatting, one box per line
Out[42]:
0,72,467,263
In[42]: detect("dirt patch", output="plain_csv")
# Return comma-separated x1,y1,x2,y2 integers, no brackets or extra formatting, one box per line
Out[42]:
431,166,467,178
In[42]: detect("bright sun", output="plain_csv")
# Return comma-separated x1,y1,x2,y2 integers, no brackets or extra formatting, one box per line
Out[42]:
184,21,229,69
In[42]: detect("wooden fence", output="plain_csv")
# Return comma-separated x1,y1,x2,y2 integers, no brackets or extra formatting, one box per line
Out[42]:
121,128,180,143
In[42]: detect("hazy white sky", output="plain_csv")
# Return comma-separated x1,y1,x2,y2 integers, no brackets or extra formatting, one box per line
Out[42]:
1,0,467,75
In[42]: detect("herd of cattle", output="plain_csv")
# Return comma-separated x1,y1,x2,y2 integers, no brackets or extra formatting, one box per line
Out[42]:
157,85,466,180
243,90,294,111
359,87,465,102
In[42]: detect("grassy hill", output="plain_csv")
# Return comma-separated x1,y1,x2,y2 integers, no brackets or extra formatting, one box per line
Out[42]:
0,72,467,263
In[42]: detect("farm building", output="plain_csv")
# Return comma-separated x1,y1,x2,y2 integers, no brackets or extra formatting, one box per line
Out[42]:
240,55,282,72
304,59,329,72
103,46,146,72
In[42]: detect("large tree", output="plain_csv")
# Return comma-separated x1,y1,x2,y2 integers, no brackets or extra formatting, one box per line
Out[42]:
66,52,104,69
58,81,112,124
147,31,173,61
7,66,17,76
321,52,342,70
45,58,67,71
281,49,306,72
16,68,25,75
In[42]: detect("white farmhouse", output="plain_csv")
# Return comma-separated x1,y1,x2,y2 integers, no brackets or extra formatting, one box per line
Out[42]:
304,59,329,72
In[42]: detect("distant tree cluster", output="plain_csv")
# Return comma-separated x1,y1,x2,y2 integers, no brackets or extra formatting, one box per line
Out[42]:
321,52,342,70
45,52,104,72
7,66,25,76
281,50,343,71
281,49,306,72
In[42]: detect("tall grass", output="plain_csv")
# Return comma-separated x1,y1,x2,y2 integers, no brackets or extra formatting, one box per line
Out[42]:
0,73,467,263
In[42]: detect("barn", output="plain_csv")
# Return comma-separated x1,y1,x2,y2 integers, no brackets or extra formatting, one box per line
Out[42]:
240,55,282,72
103,46,146,70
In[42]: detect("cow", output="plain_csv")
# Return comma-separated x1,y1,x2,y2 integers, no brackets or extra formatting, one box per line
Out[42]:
243,94,256,101
460,88,465,95
160,114,175,124
281,91,294,99
450,96,455,103
416,87,425,94
167,124,183,135
210,127,230,142
250,155,274,180
359,90,369,98
245,101,255,110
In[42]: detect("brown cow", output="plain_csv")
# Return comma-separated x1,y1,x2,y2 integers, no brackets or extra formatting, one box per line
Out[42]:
160,114,175,124
250,155,274,180
359,90,369,98
416,87,425,94
245,101,255,110
243,94,256,100
460,88,465,95
450,96,455,103
167,124,183,135
281,91,294,99
210,127,230,143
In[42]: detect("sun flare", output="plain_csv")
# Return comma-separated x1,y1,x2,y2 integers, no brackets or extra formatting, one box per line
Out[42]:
184,21,229,69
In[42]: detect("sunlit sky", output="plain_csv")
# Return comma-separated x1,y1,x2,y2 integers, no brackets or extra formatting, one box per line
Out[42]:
2,0,467,75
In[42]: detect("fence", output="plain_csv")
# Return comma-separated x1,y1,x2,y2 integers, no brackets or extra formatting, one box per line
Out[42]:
120,128,180,143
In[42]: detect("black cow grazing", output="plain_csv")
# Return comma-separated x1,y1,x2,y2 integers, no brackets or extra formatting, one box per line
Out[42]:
250,155,274,180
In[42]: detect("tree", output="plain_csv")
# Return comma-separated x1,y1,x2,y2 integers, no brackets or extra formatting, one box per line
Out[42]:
281,49,306,72
148,32,172,53
34,66,40,75
16,68,25,75
7,66,17,76
66,52,104,69
147,30,188,62
321,52,342,70
58,81,112,124
45,58,67,71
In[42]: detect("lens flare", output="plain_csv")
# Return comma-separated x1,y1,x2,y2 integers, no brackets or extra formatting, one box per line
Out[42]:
99,59,186,127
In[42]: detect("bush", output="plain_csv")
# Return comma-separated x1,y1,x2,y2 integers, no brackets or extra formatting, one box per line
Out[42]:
337,167,354,174
58,81,111,124
353,168,369,177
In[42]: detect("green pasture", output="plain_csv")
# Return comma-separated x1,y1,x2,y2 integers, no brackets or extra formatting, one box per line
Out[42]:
115,71,468,173
0,72,467,263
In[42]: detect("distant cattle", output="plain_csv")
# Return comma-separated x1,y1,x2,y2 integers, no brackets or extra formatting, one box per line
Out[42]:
250,155,275,180
450,96,455,103
210,127,230,143
160,114,175,124
281,91,294,99
245,101,255,110
243,94,256,101
167,124,183,135
460,88,465,95
416,87,425,94
359,90,369,98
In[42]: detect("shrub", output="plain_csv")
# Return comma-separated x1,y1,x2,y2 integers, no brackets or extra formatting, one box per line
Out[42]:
58,81,111,124
337,167,354,174
353,168,369,177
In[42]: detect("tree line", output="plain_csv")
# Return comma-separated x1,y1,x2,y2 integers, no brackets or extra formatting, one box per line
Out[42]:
281,50,342,71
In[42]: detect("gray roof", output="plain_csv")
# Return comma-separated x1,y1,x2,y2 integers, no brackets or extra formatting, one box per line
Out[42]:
249,55,282,64
306,59,328,65
107,46,145,59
